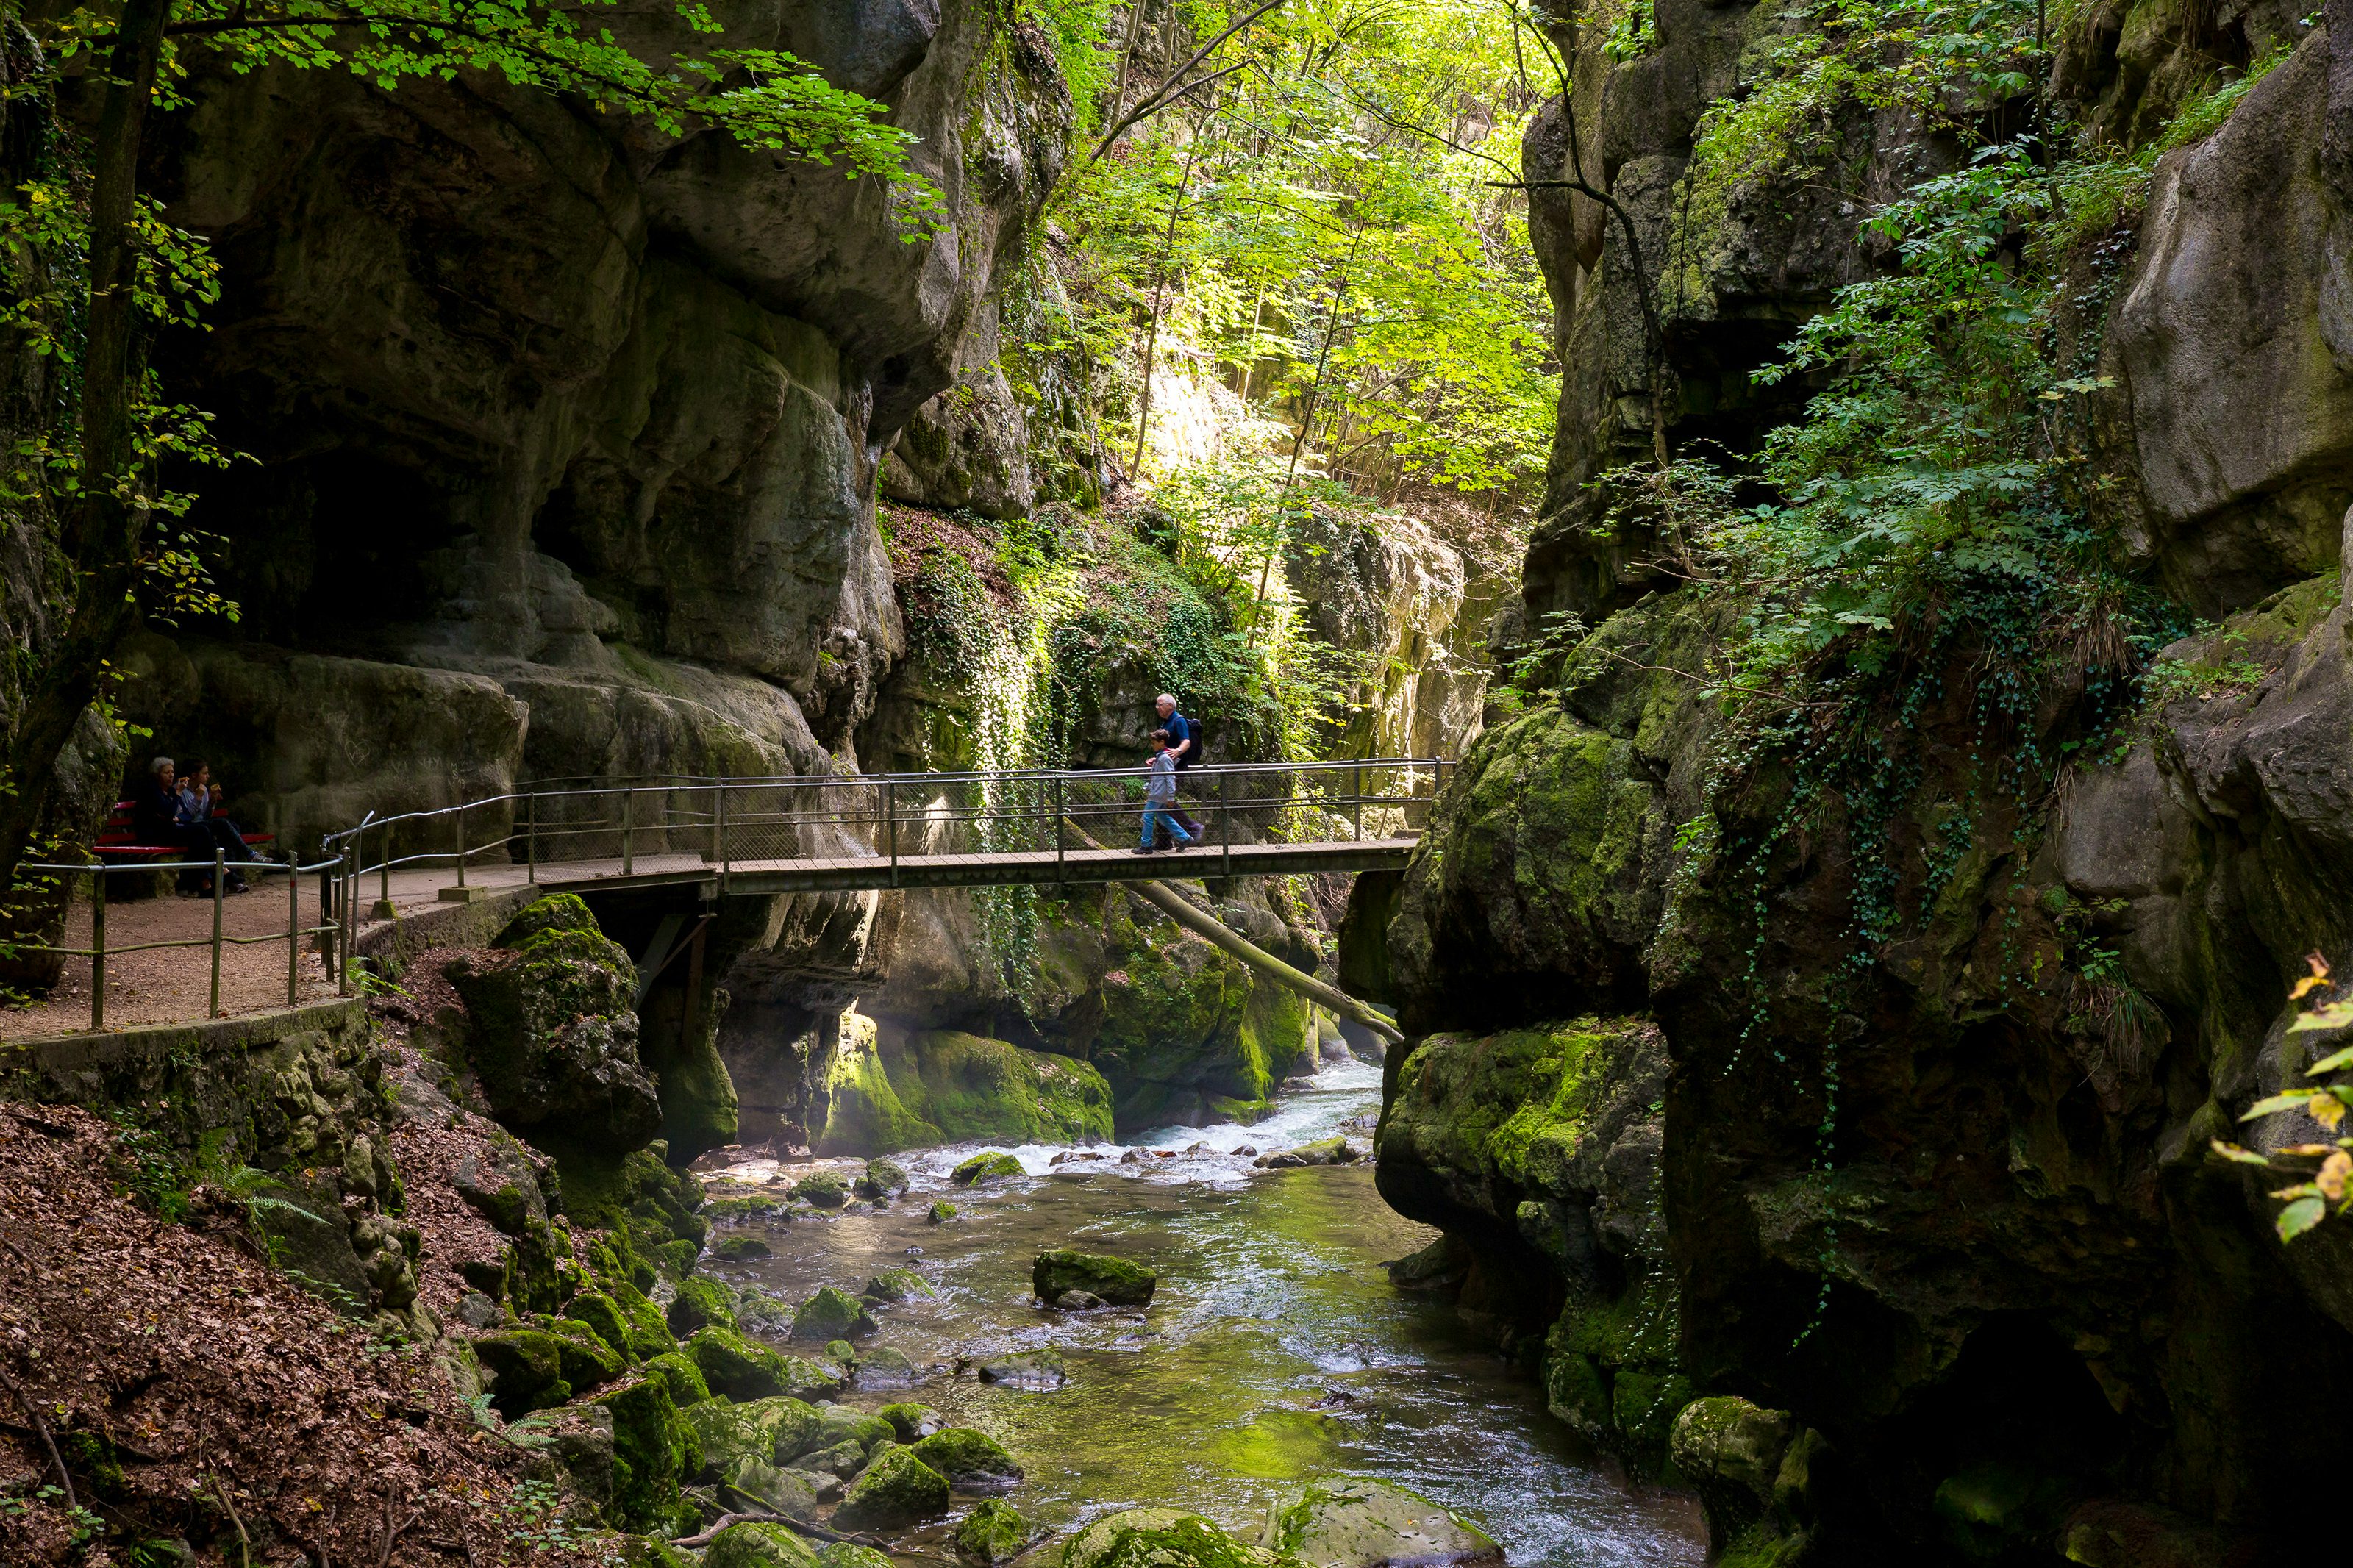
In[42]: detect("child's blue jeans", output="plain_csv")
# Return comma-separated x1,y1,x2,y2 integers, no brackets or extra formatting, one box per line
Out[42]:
1142,806,1193,849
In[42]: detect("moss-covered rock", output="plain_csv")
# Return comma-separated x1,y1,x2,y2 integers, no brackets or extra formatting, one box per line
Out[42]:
814,1543,895,1568
856,1158,911,1198
951,1150,1025,1185
854,1345,921,1388
791,1285,877,1341
1061,1509,1282,1568
472,1328,572,1417
790,1406,894,1464
1032,1249,1157,1307
863,1265,932,1301
1260,1480,1500,1568
714,1234,773,1261
955,1498,1031,1564
446,901,661,1150
792,1172,852,1209
911,1427,1023,1488
880,1402,946,1442
723,1457,821,1519
685,1325,791,1400
704,1522,819,1568
543,1316,625,1389
571,1288,673,1363
818,1028,1115,1155
833,1447,951,1529
593,1376,699,1531
668,1276,738,1338
929,1199,960,1222
641,1350,711,1409
681,1395,822,1476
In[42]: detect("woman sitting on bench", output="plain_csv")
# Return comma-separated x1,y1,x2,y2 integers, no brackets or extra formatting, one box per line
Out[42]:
136,756,251,895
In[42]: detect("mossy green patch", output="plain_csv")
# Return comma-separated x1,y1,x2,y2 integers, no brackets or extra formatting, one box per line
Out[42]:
910,1427,1023,1486
818,1029,1115,1155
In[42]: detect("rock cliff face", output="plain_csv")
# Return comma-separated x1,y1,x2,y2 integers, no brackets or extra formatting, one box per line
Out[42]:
1377,7,2353,1564
108,0,1071,855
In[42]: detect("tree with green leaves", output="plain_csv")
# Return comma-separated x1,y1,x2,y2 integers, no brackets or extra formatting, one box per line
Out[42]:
0,0,926,895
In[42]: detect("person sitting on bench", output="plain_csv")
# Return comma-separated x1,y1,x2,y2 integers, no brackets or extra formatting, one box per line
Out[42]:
137,756,251,895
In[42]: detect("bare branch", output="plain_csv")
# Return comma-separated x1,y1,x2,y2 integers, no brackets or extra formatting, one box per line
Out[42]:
1092,0,1285,162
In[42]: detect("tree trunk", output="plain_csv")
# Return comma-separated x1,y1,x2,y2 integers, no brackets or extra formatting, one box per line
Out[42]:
0,0,172,890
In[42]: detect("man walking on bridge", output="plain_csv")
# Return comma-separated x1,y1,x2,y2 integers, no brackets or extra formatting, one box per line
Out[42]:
1136,730,1196,854
1154,692,1204,840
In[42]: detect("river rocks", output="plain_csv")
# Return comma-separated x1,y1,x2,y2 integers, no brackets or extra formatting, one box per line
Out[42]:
543,1316,626,1389
854,1346,923,1388
818,1028,1117,1155
685,1325,793,1400
952,1150,1026,1185
669,1277,739,1338
792,1286,879,1340
1252,1137,1362,1169
682,1396,822,1475
1668,1398,1799,1541
723,1458,821,1520
643,1350,712,1409
833,1447,953,1529
954,1497,1031,1564
910,1427,1023,1489
446,896,663,1150
1261,1480,1502,1568
881,1402,946,1441
1063,1509,1282,1568
714,1235,773,1261
857,1159,912,1198
929,1200,961,1222
863,1265,933,1301
1032,1249,1157,1306
593,1377,698,1532
976,1347,1068,1389
1052,1289,1105,1310
572,1287,673,1363
704,1522,818,1568
793,1172,853,1210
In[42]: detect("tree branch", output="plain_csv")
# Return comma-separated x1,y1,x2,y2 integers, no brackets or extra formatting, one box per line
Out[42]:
1092,0,1284,161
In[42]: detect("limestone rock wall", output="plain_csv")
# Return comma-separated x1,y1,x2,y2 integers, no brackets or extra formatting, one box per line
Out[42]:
1374,10,2353,1561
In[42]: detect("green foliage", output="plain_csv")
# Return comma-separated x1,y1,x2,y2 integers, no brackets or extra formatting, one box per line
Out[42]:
2214,956,2353,1242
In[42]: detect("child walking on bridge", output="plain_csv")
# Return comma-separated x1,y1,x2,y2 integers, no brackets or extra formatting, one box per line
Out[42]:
1135,730,1196,854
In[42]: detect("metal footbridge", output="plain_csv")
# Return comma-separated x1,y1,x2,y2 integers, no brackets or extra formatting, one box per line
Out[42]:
322,756,1446,920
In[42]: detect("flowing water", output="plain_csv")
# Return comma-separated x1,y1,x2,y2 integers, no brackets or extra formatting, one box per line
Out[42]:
701,1060,1707,1567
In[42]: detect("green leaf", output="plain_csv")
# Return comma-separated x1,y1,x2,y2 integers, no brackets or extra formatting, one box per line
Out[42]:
2277,1195,2327,1240
2241,1090,2321,1120
2286,998,2353,1034
2207,1140,2274,1167
2305,1043,2353,1073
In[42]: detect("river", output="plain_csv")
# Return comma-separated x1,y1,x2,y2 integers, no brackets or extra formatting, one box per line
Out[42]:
698,1059,1707,1567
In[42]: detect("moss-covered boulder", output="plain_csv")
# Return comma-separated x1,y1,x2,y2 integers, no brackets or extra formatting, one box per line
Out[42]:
833,1447,951,1529
543,1316,626,1389
956,1498,1031,1564
792,1171,852,1209
641,1350,711,1408
668,1276,738,1338
1252,1136,1361,1168
1062,1510,1282,1568
571,1288,674,1363
854,1346,921,1388
951,1150,1025,1186
818,1028,1115,1155
791,1285,878,1341
815,1544,895,1568
593,1377,699,1532
714,1234,773,1261
880,1402,946,1442
790,1407,894,1464
1260,1480,1501,1568
911,1427,1023,1488
704,1522,819,1568
929,1199,960,1222
1670,1397,1798,1541
857,1158,911,1198
685,1325,792,1400
863,1265,932,1302
1032,1249,1157,1307
446,898,662,1150
681,1395,822,1475
472,1328,572,1417
723,1457,821,1519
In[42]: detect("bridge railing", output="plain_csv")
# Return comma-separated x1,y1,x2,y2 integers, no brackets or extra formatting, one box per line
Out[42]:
319,756,1446,926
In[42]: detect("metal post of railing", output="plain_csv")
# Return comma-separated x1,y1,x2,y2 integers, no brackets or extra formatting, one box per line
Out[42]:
885,778,899,889
1352,762,1365,842
1218,768,1231,878
376,818,391,919
90,866,107,1031
209,851,226,1020
286,859,300,1006
622,787,635,876
455,801,468,889
1054,774,1065,881
338,844,352,995
525,790,538,883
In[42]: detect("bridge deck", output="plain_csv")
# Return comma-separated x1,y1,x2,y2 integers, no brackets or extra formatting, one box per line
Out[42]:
499,837,1419,896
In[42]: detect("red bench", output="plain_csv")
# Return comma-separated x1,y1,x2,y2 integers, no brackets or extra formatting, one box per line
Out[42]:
94,800,275,865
